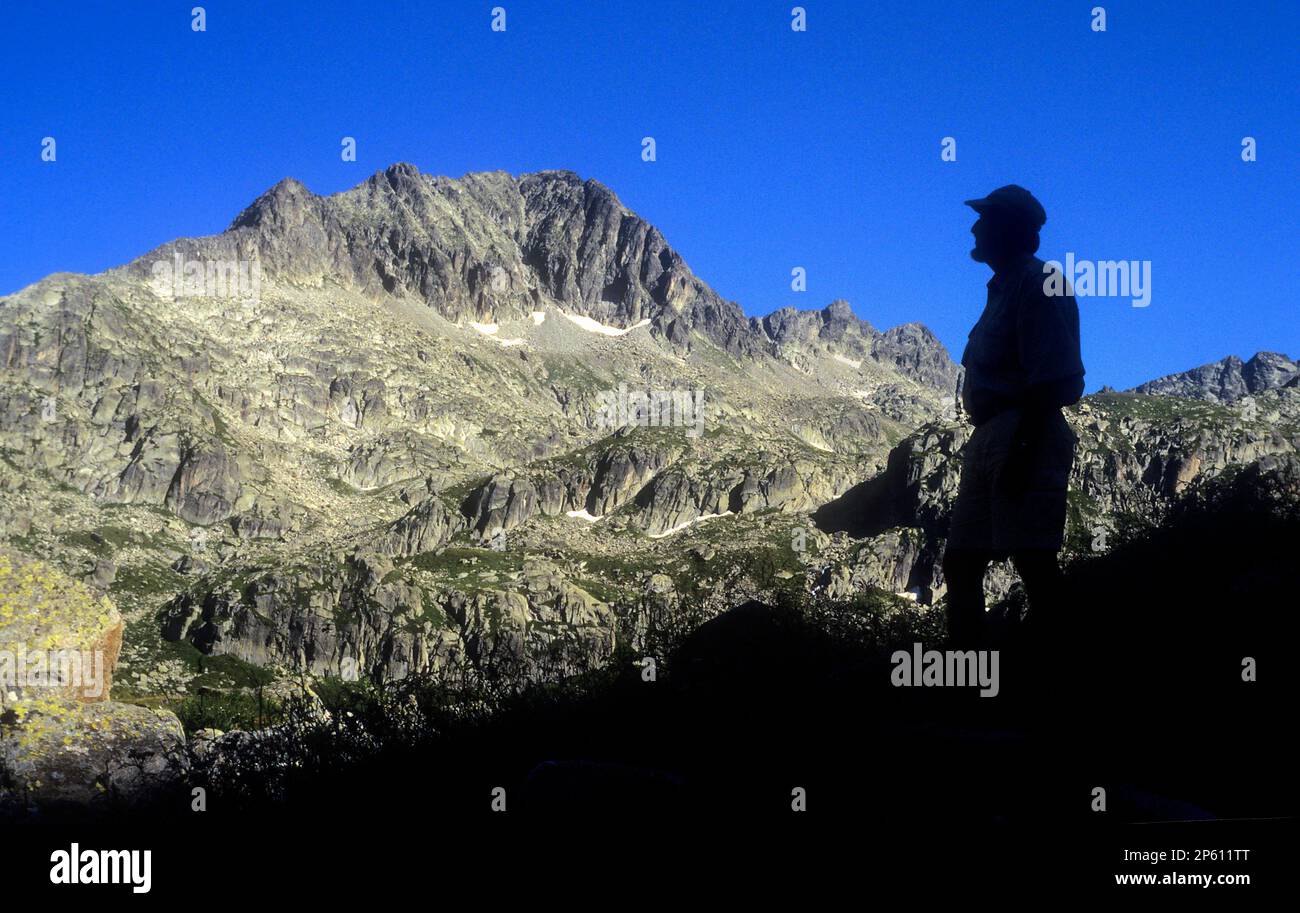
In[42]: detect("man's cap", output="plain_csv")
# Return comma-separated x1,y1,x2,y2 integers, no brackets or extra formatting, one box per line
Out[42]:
963,185,1047,228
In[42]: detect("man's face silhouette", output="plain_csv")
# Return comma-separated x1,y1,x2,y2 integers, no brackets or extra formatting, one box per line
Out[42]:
969,208,1025,268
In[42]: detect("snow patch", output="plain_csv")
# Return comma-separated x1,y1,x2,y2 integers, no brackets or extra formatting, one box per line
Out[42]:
531,311,547,325
565,508,604,522
834,354,863,369
469,321,524,346
648,510,733,539
562,311,652,337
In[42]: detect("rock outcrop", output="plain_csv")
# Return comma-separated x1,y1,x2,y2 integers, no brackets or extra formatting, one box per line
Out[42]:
0,550,123,705
0,553,188,807
0,698,189,807
161,549,615,684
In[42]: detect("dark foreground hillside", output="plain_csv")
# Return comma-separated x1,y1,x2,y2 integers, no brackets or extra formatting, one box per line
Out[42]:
4,461,1297,891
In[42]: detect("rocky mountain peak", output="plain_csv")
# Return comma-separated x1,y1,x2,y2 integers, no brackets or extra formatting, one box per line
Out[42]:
227,176,315,231
1243,351,1299,391
751,299,959,391
758,299,874,345
382,160,424,182
178,165,761,354
824,299,856,321
1131,350,1299,402
873,323,962,392
103,163,961,379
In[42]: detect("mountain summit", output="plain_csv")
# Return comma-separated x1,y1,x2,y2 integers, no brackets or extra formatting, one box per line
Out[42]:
117,164,961,375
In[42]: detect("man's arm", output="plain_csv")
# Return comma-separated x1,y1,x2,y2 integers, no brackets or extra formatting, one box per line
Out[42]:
1017,266,1085,394
998,273,1085,493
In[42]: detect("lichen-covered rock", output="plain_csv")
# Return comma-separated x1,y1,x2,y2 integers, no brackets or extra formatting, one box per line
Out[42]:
0,554,188,809
0,697,189,807
0,550,123,706
188,727,225,765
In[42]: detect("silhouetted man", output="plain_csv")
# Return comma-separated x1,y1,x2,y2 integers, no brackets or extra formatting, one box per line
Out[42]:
944,186,1084,649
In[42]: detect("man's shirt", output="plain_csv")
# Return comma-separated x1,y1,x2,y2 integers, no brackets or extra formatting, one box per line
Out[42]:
960,254,1085,425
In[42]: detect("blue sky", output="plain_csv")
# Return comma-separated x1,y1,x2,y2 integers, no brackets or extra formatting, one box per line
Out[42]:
1,0,1296,391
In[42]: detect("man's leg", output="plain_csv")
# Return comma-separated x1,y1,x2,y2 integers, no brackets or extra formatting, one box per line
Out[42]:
1010,548,1066,646
1002,413,1076,647
945,420,996,650
942,547,995,649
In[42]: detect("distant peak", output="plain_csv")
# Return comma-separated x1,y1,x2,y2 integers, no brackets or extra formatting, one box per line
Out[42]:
228,176,314,230
1246,350,1296,365
527,168,582,182
1130,350,1299,401
823,299,855,320
368,161,430,196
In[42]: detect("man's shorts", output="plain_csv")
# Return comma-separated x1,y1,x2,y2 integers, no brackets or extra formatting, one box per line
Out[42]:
946,407,1077,554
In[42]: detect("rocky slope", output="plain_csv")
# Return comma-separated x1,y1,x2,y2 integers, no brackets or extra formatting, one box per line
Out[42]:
1,162,1296,713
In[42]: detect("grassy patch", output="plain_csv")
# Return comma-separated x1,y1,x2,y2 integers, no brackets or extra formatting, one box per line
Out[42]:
540,356,607,393
1085,391,1233,426
110,562,187,606
171,688,283,733
406,546,521,576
